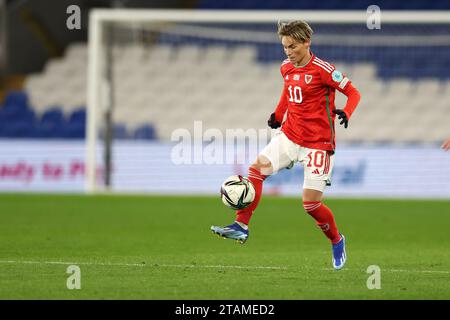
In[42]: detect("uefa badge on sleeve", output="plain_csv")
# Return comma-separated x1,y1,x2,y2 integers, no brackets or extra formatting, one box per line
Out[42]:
332,70,343,82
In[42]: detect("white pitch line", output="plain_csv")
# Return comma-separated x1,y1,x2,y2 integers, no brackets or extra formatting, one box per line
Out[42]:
0,260,286,270
0,260,146,267
378,268,450,274
318,267,450,274
158,264,287,270
0,260,448,274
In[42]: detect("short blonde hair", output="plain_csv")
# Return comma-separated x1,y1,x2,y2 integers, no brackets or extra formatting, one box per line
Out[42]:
277,20,313,43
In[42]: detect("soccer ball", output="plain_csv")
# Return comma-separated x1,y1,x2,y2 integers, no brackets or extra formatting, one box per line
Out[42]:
220,175,255,210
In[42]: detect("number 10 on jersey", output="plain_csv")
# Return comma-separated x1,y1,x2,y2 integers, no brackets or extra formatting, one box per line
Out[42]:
288,85,303,104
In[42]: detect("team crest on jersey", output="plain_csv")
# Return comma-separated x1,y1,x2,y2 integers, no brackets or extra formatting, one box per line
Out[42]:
305,74,312,84
293,74,300,81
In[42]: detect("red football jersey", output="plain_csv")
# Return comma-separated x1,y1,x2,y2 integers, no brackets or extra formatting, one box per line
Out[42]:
274,53,360,152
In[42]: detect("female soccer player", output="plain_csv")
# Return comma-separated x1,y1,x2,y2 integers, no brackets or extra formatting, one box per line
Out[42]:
212,20,361,270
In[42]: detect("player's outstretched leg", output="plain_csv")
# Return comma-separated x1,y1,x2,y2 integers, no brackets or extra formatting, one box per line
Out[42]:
235,167,267,226
211,166,268,244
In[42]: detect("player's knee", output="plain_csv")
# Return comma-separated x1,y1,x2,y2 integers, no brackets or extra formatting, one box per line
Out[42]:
251,155,273,175
302,187,323,203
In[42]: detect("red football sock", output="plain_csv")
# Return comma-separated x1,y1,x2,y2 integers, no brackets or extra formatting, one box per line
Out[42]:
235,167,267,225
303,201,341,244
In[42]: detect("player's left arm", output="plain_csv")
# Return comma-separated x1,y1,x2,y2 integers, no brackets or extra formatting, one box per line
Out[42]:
334,82,361,128
320,68,361,128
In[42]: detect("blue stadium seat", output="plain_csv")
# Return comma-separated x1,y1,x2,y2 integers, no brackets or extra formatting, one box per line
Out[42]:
37,123,65,139
314,0,342,9
0,92,32,122
62,122,85,139
0,105,30,122
197,0,225,9
113,124,128,140
61,108,87,139
133,124,157,140
431,1,450,9
397,1,424,9
0,107,35,123
0,92,37,138
0,121,38,138
37,108,66,139
4,91,29,109
41,108,64,124
68,108,86,125
0,91,33,129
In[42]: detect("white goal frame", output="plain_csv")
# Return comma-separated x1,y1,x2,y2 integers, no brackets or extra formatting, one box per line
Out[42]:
86,9,450,193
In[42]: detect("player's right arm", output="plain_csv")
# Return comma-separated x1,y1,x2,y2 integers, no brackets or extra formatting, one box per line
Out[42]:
268,63,289,128
274,87,288,122
268,86,288,129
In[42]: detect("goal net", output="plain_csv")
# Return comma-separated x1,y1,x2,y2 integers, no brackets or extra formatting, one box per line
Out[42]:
86,9,450,197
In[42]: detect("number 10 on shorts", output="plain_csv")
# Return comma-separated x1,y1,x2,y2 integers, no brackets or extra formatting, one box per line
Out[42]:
306,150,331,175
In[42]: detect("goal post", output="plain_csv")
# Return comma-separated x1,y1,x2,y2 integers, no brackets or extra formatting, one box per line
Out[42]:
86,9,450,193
0,0,7,80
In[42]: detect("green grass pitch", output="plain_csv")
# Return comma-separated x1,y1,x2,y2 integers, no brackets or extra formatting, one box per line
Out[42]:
0,194,449,299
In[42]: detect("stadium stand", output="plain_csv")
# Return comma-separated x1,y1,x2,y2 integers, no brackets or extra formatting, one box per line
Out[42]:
19,32,450,144
197,0,450,10
1,1,449,142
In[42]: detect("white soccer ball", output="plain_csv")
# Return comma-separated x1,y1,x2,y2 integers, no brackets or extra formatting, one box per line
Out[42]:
220,175,255,210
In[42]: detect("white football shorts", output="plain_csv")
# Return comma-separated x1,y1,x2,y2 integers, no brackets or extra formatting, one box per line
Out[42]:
259,130,334,192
